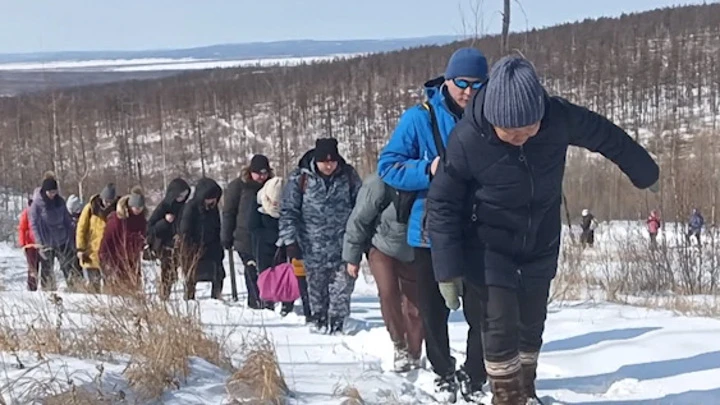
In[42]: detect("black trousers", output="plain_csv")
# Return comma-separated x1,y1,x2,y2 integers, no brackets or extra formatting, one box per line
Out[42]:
414,248,486,382
479,280,551,363
238,252,261,307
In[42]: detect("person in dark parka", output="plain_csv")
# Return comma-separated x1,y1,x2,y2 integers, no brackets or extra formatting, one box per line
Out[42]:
222,155,273,309
179,177,224,300
147,178,191,300
427,55,660,405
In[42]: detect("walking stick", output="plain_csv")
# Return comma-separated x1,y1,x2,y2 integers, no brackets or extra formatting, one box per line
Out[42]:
227,248,238,301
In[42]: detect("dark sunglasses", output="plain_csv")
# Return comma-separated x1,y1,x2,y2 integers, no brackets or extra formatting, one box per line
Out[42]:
452,78,485,90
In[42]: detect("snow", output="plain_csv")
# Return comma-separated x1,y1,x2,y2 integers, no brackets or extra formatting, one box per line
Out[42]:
0,221,719,404
0,53,363,72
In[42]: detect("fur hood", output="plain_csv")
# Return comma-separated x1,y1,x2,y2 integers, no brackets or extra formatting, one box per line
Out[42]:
240,166,275,184
116,188,148,219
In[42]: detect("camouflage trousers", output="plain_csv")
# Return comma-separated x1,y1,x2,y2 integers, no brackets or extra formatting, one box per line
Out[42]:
305,261,356,319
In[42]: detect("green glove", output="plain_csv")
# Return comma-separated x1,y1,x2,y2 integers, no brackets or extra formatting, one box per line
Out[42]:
438,278,464,310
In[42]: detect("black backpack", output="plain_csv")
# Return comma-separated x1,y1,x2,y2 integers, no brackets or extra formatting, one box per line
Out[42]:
392,101,446,224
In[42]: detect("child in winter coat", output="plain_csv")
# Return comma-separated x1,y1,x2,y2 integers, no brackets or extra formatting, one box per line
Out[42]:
147,178,190,300
178,177,225,300
249,177,311,318
29,172,76,291
647,210,661,250
18,198,39,291
76,184,118,293
99,187,148,293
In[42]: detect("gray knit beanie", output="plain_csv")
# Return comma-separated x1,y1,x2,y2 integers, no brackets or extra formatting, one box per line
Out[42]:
483,55,546,128
100,183,116,201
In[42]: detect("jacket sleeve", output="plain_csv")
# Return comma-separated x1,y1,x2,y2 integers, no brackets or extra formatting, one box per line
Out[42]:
221,179,242,246
148,204,173,240
563,98,659,189
18,210,30,246
277,170,303,247
29,203,44,246
426,130,475,282
377,107,432,191
99,214,119,265
348,167,363,206
178,203,196,245
76,204,92,251
62,208,75,248
342,176,386,266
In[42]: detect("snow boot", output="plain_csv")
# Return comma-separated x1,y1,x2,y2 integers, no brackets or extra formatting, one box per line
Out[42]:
486,356,527,405
393,342,411,373
328,317,344,335
456,366,486,403
520,352,540,403
309,313,328,334
280,303,294,317
433,372,458,403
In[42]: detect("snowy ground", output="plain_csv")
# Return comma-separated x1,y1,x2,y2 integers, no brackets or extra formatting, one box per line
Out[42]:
0,238,719,404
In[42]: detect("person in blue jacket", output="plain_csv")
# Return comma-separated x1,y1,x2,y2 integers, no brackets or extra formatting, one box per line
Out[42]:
377,47,488,403
687,208,704,246
426,55,660,404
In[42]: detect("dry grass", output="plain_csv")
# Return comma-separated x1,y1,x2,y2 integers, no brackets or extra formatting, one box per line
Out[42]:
225,334,288,405
333,384,365,405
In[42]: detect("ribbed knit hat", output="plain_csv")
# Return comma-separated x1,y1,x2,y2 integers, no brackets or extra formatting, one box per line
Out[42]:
100,183,116,201
483,55,546,128
444,47,488,80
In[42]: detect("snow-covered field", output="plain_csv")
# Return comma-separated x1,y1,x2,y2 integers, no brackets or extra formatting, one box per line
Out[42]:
0,224,719,404
0,53,362,72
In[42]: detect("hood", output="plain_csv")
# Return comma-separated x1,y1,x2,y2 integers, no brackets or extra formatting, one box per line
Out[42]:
66,194,83,214
89,194,116,218
164,178,191,204
423,76,445,100
116,195,147,220
193,177,223,202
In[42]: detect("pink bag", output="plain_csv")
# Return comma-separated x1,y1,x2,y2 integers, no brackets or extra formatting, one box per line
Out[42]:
257,263,300,303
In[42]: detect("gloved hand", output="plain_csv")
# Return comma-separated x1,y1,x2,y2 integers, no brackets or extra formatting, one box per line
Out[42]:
77,250,90,263
285,243,301,260
438,278,464,310
648,180,660,193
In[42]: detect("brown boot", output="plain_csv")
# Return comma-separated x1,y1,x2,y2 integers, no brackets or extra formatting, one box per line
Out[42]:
486,356,528,405
520,351,539,400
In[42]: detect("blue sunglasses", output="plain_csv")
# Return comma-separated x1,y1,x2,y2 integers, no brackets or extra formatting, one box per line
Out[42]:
452,78,486,90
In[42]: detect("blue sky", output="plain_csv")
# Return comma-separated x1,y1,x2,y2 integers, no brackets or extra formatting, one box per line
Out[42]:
0,0,711,53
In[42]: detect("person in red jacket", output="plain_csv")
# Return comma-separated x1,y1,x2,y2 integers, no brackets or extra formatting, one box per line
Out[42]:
647,210,661,250
99,187,148,293
18,198,39,291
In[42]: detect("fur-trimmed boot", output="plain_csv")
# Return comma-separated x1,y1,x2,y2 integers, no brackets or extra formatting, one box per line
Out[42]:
486,356,528,405
520,351,540,403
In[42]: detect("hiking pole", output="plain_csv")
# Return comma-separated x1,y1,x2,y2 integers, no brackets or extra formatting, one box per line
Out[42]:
227,248,238,301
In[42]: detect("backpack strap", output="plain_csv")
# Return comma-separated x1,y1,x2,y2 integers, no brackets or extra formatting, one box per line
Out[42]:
299,172,308,194
422,102,446,159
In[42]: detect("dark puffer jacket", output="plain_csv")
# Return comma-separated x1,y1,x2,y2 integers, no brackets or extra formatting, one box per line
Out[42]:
179,178,224,265
222,167,274,256
427,88,659,288
147,178,191,251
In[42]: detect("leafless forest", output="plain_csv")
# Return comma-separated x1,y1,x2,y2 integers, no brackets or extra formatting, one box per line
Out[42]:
0,3,718,225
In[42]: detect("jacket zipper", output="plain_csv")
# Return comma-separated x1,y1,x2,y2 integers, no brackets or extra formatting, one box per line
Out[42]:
519,146,534,252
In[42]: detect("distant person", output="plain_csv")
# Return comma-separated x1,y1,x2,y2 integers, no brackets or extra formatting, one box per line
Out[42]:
99,187,147,293
377,47,489,402
427,55,659,404
147,178,191,300
647,210,661,250
687,208,704,246
18,198,39,291
222,155,273,309
179,177,225,300
28,172,76,291
579,208,598,249
278,137,361,335
76,184,118,293
342,172,423,373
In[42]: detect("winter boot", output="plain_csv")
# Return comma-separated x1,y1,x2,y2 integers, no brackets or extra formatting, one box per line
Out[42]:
456,366,486,403
184,281,197,301
486,356,527,405
280,302,294,317
433,372,458,403
520,352,540,402
393,342,411,373
310,313,328,334
328,317,344,335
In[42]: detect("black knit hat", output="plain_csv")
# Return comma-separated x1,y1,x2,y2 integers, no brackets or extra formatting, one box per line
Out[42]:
314,138,340,162
483,55,546,128
250,154,271,173
41,178,58,192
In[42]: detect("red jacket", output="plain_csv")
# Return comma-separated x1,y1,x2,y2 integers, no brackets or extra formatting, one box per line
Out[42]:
647,215,661,234
99,198,147,275
18,208,35,247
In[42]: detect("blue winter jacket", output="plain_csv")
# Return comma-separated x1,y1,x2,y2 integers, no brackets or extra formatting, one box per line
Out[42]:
427,87,659,287
377,78,463,248
689,212,704,230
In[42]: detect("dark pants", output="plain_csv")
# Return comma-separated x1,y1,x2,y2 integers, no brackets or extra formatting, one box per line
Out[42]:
185,259,224,300
238,252,261,308
38,243,78,291
687,229,701,245
158,247,178,300
480,280,551,364
25,247,39,291
84,268,103,293
580,229,594,247
296,275,311,317
368,247,424,359
414,248,486,382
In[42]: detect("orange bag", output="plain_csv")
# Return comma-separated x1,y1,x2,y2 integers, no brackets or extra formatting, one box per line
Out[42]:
291,258,306,277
